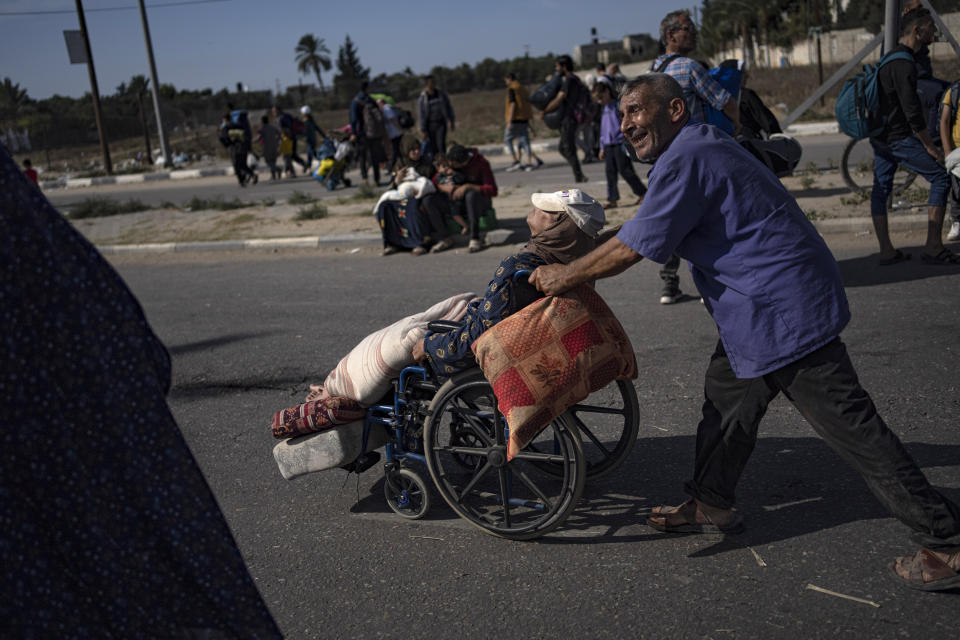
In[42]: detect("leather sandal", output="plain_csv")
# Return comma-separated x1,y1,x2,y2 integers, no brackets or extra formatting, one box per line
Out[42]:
889,548,960,591
647,498,745,534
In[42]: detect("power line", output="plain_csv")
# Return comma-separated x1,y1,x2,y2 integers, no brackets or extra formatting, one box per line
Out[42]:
0,0,230,16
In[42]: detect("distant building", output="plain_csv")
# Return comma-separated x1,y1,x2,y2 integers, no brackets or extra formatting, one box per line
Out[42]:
573,33,659,67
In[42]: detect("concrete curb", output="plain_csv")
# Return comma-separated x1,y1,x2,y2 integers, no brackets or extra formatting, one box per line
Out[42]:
41,167,234,190
783,121,839,136
97,233,382,255
95,214,924,255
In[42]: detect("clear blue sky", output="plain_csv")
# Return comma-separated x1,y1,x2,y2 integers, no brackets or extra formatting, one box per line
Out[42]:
0,0,698,100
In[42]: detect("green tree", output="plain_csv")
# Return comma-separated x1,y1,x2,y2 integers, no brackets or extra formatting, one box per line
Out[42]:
333,35,369,104
118,75,152,162
295,34,332,90
0,77,31,126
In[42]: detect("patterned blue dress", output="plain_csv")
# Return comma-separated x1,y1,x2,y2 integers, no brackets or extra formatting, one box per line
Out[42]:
424,252,546,378
0,146,280,638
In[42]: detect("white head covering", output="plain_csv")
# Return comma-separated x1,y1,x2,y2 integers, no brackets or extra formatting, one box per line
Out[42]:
531,189,606,238
300,105,311,115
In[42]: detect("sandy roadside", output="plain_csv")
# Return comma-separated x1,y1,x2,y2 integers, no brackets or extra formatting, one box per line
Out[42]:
64,151,928,248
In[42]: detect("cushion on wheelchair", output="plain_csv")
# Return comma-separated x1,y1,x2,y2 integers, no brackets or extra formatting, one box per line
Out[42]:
324,292,477,406
471,284,637,461
270,396,366,439
272,421,392,479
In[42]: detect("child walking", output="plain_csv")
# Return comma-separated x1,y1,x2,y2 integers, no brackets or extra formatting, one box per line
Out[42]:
592,76,646,209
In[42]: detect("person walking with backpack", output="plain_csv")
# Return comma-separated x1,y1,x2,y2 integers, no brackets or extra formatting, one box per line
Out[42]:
272,105,308,177
870,7,957,265
651,10,741,305
543,55,588,183
417,75,455,161
939,79,960,241
350,81,387,186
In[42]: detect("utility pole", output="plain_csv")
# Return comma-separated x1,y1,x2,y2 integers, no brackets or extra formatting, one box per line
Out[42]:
75,0,111,175
137,0,172,167
884,0,900,54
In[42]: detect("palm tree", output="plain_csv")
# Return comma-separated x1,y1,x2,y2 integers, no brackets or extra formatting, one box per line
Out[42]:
0,77,30,125
295,34,332,91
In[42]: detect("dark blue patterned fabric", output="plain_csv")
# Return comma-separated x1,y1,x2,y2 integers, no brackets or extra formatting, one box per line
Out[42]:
0,145,281,639
423,252,546,377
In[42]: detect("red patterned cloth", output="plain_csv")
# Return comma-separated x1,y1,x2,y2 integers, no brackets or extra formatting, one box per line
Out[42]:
270,396,366,439
471,285,637,460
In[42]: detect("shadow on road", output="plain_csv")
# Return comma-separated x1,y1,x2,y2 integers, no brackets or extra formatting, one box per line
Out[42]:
167,330,280,356
346,433,960,551
837,244,960,288
540,435,960,553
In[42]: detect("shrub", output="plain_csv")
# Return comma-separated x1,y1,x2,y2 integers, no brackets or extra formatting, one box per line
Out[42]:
184,196,252,211
287,190,316,205
69,196,151,219
294,202,328,220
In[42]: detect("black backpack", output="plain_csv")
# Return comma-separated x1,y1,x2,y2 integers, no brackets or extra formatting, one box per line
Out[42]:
396,108,415,129
358,98,385,138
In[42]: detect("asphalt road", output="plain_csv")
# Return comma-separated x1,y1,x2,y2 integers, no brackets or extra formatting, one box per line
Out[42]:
46,133,858,214
109,239,960,639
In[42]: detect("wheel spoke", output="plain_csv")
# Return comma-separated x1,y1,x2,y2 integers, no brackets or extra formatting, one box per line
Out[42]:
437,445,488,456
448,403,495,445
569,412,612,456
497,467,512,527
511,449,567,463
513,467,554,510
455,461,493,502
570,404,625,415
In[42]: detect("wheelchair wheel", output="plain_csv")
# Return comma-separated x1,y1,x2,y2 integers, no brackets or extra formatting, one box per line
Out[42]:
423,369,585,540
539,379,640,479
384,467,431,520
840,137,917,197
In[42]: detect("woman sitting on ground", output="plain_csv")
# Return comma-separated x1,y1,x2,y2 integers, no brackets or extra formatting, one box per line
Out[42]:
382,136,458,255
412,188,605,378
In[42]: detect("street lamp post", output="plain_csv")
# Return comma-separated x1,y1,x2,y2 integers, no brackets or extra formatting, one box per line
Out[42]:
74,0,112,175
137,0,172,168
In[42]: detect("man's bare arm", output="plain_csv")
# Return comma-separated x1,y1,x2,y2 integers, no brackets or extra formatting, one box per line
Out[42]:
529,237,643,296
544,90,566,114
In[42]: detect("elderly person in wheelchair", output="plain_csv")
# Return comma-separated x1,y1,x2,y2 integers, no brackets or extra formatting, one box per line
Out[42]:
411,188,605,375
274,189,639,539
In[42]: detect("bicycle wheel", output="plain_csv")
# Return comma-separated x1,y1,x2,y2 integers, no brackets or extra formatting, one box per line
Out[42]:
841,137,917,196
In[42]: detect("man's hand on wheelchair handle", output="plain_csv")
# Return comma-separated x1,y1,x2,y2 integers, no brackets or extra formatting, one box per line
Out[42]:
529,264,571,297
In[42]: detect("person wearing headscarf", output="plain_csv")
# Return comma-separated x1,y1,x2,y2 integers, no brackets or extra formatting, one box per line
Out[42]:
380,135,458,255
0,144,281,638
414,189,605,378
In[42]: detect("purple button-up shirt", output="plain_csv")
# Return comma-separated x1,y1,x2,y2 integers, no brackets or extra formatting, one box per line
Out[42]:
599,102,624,147
617,123,850,378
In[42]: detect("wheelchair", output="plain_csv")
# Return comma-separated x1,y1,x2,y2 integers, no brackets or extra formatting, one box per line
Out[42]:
352,320,640,540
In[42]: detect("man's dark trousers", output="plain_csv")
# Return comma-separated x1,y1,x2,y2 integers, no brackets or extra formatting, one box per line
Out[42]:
686,337,960,549
559,117,584,181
